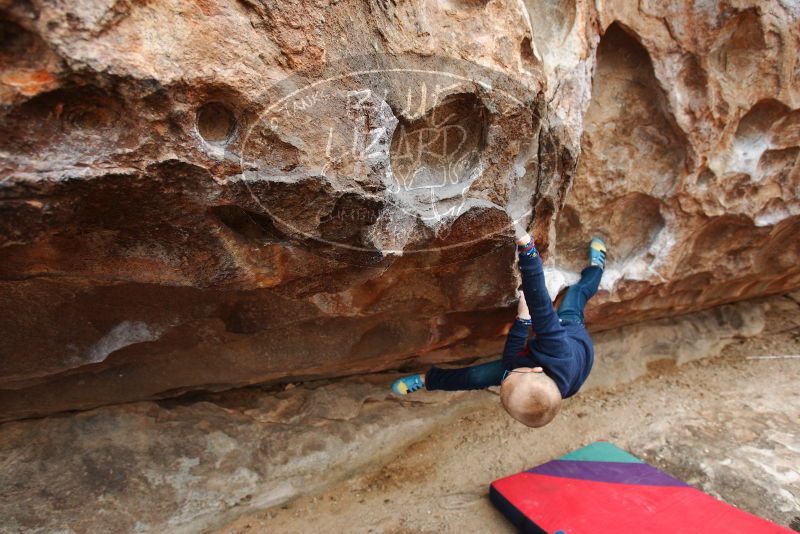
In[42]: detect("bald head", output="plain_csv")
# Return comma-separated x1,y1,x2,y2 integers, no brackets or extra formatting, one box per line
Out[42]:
500,368,562,428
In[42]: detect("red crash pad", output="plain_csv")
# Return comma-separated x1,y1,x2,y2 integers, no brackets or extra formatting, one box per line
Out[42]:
489,441,792,534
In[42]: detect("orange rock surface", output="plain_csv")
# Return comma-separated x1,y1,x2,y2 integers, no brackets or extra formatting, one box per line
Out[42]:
0,0,797,420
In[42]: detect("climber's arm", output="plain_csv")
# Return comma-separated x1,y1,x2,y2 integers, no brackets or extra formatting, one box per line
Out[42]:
501,289,544,368
501,317,530,368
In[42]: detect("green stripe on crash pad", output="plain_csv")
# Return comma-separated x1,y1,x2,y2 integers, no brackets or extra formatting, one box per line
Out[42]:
558,442,643,463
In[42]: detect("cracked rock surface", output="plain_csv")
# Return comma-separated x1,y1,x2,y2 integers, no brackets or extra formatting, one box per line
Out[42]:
1,0,799,419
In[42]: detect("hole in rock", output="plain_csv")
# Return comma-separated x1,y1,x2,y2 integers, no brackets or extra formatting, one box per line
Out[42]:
63,101,117,130
212,205,287,242
318,194,384,247
757,147,800,181
0,18,60,88
556,193,664,270
572,22,687,197
0,20,34,63
735,99,790,142
0,86,133,157
519,36,538,70
558,22,683,271
389,92,487,213
35,87,121,132
710,9,767,81
732,99,791,175
524,0,576,58
677,54,709,117
604,193,665,261
696,167,716,186
196,102,237,145
679,54,708,94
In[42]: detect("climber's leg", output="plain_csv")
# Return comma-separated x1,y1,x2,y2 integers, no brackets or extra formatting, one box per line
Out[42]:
557,238,606,325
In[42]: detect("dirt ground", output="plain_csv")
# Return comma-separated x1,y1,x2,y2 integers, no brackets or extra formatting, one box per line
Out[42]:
216,310,800,533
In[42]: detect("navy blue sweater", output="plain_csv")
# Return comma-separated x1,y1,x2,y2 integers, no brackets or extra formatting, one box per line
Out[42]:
501,251,594,398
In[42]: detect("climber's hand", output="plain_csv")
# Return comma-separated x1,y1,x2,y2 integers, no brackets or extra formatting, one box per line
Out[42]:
515,232,533,247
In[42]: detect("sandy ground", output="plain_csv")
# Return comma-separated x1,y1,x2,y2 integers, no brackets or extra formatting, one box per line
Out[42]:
216,316,800,533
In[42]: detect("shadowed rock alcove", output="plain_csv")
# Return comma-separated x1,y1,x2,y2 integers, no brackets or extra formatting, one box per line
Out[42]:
556,22,683,273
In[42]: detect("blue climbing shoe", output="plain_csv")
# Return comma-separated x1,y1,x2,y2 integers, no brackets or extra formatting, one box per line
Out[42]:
589,237,608,269
391,374,425,395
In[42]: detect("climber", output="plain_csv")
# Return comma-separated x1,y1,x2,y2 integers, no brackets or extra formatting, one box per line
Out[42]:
391,232,607,428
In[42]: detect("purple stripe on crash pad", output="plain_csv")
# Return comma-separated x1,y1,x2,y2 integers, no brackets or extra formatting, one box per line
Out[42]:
527,459,689,487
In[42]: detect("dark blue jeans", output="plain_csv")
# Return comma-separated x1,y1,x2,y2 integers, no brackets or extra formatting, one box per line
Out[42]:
555,265,603,325
425,265,602,391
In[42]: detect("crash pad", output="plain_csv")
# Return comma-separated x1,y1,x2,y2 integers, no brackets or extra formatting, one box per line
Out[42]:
489,441,791,534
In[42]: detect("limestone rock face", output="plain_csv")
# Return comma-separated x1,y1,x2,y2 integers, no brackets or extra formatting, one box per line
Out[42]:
557,3,800,328
0,0,798,419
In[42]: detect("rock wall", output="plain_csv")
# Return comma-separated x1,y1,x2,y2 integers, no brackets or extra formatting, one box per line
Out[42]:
557,3,800,328
0,0,798,420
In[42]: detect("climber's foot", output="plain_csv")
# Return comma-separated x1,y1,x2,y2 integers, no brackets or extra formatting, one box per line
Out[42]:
391,374,425,395
589,237,608,269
